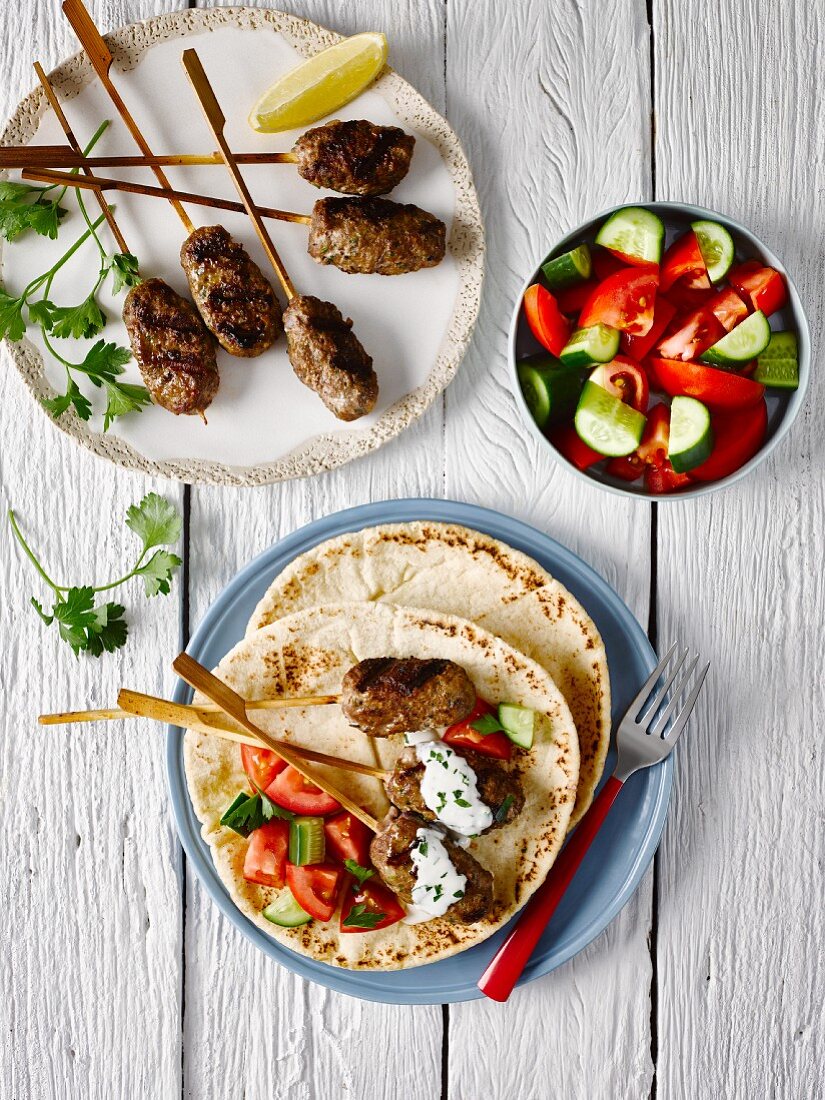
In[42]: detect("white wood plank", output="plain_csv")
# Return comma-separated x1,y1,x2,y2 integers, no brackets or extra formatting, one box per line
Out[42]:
654,2,825,1095
185,3,446,1097
443,2,656,1097
0,3,187,1097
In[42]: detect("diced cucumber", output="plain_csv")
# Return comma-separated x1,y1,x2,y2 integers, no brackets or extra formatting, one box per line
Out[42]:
574,381,646,457
559,323,620,368
700,310,771,366
668,396,714,473
288,816,325,866
595,206,665,265
753,331,799,389
691,220,735,283
498,703,534,749
517,358,583,429
263,889,312,928
542,245,592,290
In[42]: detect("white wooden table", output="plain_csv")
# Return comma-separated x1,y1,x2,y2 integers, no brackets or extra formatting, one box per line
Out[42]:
2,1,822,1097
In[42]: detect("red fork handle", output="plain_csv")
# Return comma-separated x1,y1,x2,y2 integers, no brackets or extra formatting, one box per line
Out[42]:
477,774,624,1001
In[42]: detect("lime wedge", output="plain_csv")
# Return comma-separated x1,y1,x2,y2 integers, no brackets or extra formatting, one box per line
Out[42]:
249,32,388,133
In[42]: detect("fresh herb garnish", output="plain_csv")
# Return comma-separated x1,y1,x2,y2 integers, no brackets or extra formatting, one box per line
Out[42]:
343,859,374,887
455,797,471,808
470,713,506,736
417,839,429,858
453,890,464,899
342,903,385,930
220,783,293,837
8,492,182,657
494,794,515,824
0,179,68,242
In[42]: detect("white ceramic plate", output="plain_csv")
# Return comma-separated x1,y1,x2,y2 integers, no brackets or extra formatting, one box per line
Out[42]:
1,8,484,485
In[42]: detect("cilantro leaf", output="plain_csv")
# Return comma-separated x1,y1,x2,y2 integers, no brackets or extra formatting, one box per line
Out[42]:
85,602,128,657
52,586,98,655
470,713,506,736
134,549,182,597
342,903,385,930
126,492,183,551
102,379,152,431
220,788,293,836
0,288,26,341
343,859,374,887
50,294,106,340
109,252,141,295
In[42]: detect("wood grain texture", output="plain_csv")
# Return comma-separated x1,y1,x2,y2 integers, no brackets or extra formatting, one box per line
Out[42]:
442,2,656,1098
0,5,187,1098
654,1,825,1096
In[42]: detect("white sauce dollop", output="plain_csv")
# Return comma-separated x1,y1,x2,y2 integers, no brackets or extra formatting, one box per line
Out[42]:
414,741,494,836
404,729,439,747
409,826,466,918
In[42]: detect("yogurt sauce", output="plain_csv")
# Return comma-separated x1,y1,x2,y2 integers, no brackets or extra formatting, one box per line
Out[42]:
413,741,494,836
409,826,466,918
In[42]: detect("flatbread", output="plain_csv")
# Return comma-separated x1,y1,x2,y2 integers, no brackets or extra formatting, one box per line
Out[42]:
184,602,579,970
246,522,610,825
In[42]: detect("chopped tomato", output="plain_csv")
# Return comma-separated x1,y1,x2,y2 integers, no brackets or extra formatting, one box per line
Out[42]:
267,765,342,815
556,278,598,314
689,401,768,482
285,863,343,922
649,358,765,411
706,287,748,332
645,459,692,494
595,356,649,412
523,284,570,356
728,261,787,316
662,279,715,314
243,820,289,888
324,812,373,867
607,454,644,481
606,403,669,481
548,425,604,471
660,230,707,292
579,267,659,336
340,877,405,933
621,298,676,361
443,698,512,761
240,744,286,791
656,306,725,361
592,248,628,280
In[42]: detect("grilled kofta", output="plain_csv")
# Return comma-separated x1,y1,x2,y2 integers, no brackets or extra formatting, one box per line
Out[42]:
123,278,219,416
308,197,446,276
292,119,415,196
384,744,525,830
282,294,377,421
180,226,281,357
370,811,493,924
340,658,477,736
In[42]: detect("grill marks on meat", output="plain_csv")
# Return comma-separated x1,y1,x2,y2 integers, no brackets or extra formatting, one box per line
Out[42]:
308,197,446,276
384,746,525,829
340,657,477,736
180,226,281,357
283,295,377,421
292,119,415,196
370,811,493,924
123,278,219,415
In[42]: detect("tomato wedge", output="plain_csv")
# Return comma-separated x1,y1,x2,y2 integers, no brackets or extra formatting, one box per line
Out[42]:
243,820,289,888
548,424,603,471
240,744,286,791
556,278,598,314
523,284,570,356
594,356,650,412
656,306,725,361
606,403,669,481
662,279,715,315
443,698,512,761
706,287,748,332
645,459,692,494
579,267,659,336
650,358,765,410
688,401,768,482
340,877,405,933
324,811,372,867
267,765,342,815
621,298,676,362
285,863,343,922
728,261,787,316
592,247,628,281
660,230,707,292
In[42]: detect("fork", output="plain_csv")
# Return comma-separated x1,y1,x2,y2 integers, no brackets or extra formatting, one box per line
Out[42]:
477,642,709,1002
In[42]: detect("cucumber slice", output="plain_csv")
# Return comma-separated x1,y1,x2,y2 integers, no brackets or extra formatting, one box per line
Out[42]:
288,816,325,866
700,311,771,366
559,323,620,368
517,359,583,429
542,245,592,290
691,220,735,283
497,703,534,749
263,890,312,928
753,331,799,389
668,396,714,472
595,206,665,265
574,381,646,457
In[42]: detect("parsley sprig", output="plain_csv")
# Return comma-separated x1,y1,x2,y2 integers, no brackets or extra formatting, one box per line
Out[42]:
343,859,374,887
8,492,182,657
342,903,385,930
220,783,294,836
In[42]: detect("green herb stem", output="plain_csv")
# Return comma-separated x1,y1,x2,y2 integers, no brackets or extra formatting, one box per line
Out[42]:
23,212,107,301
7,510,62,594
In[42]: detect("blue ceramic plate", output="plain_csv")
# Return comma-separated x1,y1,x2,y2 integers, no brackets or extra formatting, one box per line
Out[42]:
167,499,671,1004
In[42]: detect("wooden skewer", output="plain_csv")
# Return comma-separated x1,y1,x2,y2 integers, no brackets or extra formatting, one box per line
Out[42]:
172,652,379,832
33,62,130,254
0,146,297,169
62,0,195,234
21,167,312,226
181,49,296,301
38,691,339,727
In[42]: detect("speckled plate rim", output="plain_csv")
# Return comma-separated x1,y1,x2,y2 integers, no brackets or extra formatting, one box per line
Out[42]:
166,498,672,1004
0,7,484,486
